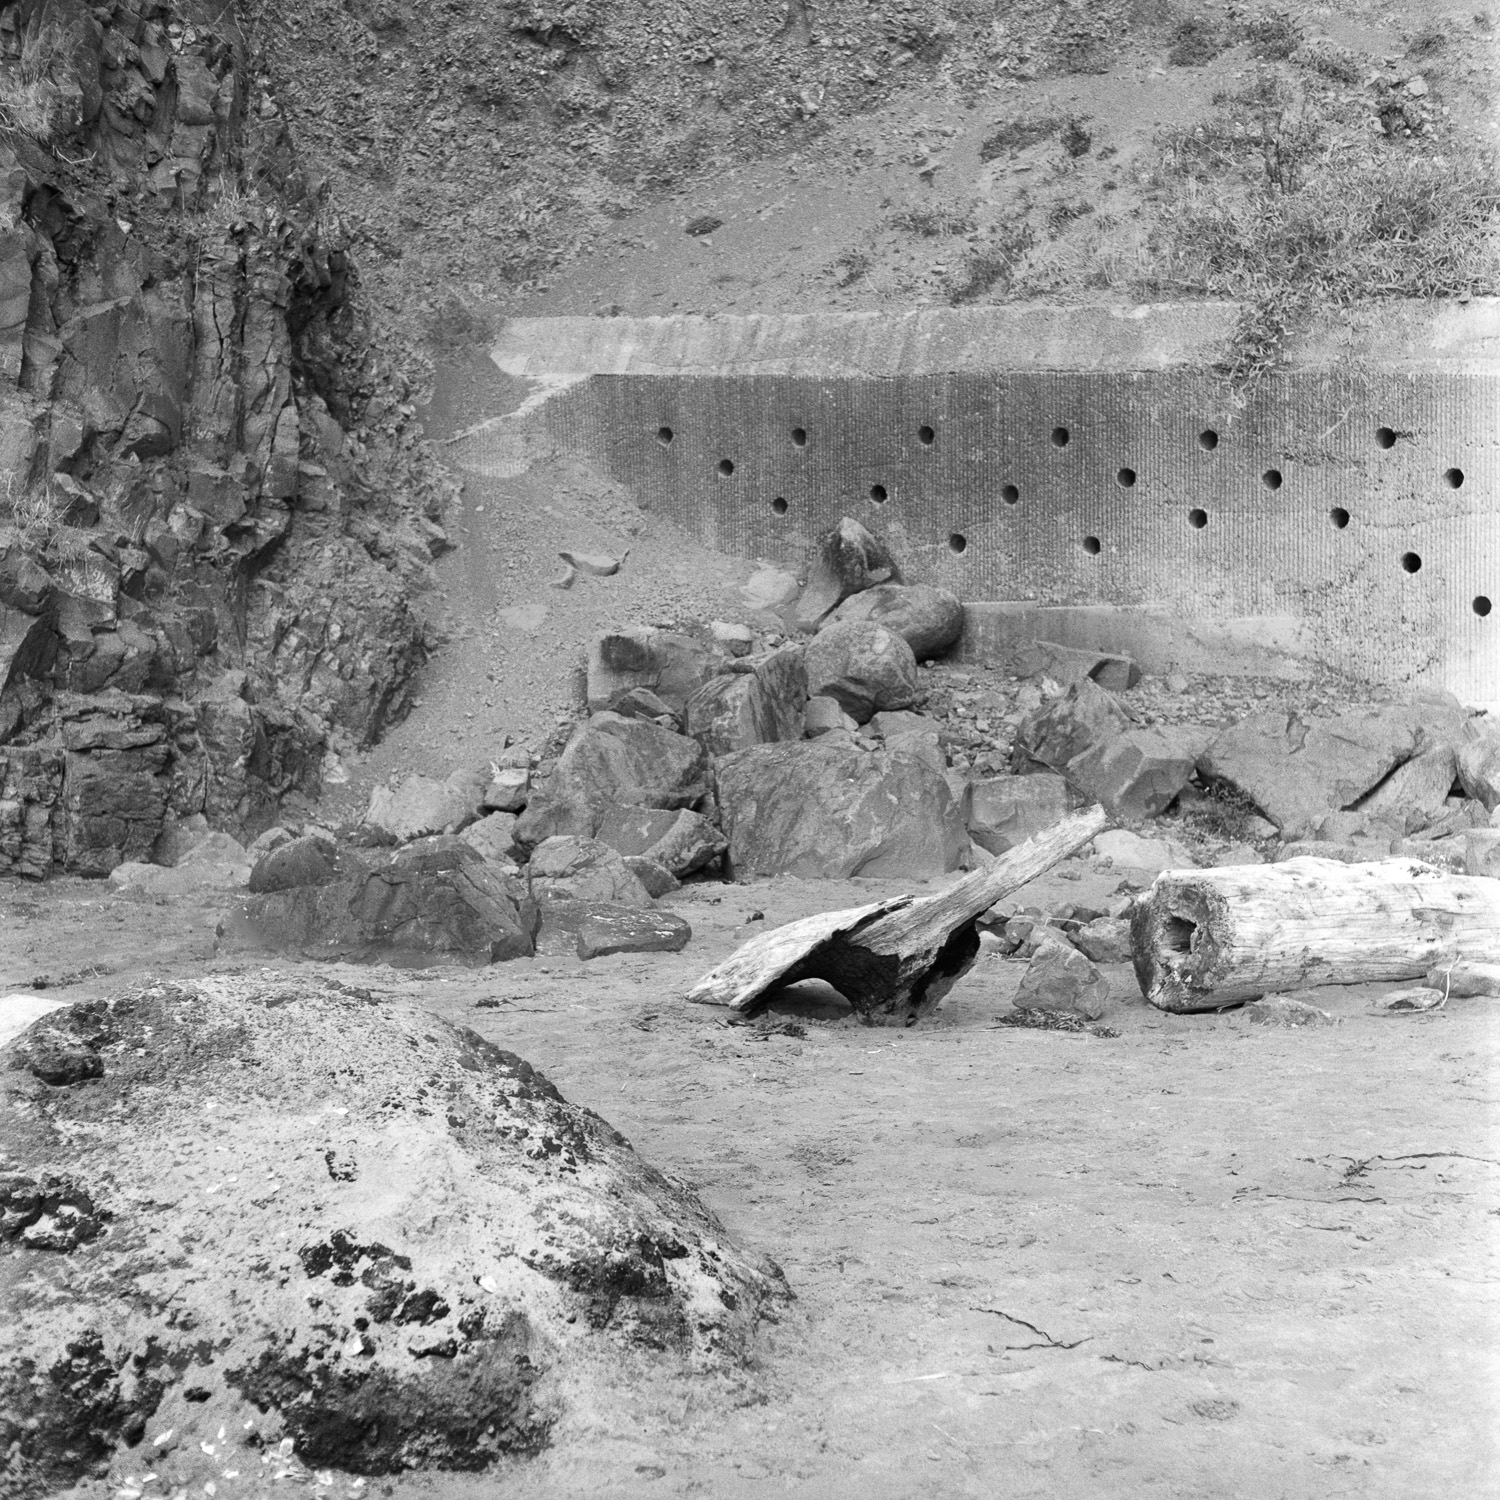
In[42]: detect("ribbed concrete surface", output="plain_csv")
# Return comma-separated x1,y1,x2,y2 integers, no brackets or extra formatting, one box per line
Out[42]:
468,304,1499,700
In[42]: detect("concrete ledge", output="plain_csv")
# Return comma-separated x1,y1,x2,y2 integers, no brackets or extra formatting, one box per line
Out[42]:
956,602,1314,681
491,300,1500,380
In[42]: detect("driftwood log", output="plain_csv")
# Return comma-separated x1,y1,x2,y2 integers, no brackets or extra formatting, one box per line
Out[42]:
687,805,1110,1024
1131,856,1500,1013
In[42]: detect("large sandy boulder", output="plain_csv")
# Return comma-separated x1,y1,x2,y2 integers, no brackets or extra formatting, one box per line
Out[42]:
716,738,969,879
826,582,963,660
0,980,787,1497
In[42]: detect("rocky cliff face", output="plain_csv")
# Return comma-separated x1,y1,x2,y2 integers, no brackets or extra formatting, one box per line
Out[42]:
0,0,454,876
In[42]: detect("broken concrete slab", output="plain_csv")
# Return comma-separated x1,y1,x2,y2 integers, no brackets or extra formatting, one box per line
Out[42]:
1011,639,1141,692
716,737,969,880
803,619,919,725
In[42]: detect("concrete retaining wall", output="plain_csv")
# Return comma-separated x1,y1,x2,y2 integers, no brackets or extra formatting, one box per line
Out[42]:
464,303,1499,701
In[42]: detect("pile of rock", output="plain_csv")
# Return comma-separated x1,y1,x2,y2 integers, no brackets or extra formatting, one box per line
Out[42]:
227,512,1500,972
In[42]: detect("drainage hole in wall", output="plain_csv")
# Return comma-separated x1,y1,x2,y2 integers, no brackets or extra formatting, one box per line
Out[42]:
717,458,735,476
1117,467,1137,488
1188,508,1208,529
1401,551,1422,574
1330,507,1350,529
1199,429,1218,451
1445,467,1465,488
918,424,935,446
949,533,967,554
771,497,788,516
1002,483,1020,505
656,426,674,446
869,484,888,504
1051,425,1070,447
1082,535,1101,555
791,427,807,447
1262,468,1283,490
1375,426,1396,449
1475,596,1493,618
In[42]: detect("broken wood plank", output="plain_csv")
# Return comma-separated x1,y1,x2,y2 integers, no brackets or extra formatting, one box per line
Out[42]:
1131,856,1500,1013
686,805,1110,1024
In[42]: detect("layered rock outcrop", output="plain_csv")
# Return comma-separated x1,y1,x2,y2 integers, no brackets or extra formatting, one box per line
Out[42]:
0,0,453,874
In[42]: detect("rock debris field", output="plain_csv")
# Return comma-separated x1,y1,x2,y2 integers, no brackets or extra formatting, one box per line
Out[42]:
4,510,1499,1500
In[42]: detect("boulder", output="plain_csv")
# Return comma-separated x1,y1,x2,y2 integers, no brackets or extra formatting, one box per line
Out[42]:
558,711,711,814
683,646,807,757
607,687,682,729
482,767,530,813
516,713,711,849
803,695,856,738
1198,707,1426,836
1464,828,1500,878
228,838,537,965
739,566,800,617
622,855,680,898
364,769,487,843
1359,744,1457,832
528,835,655,909
1014,941,1110,1019
1012,677,1132,775
967,773,1071,854
594,805,726,877
1456,718,1500,811
1071,916,1133,964
828,582,963,660
794,516,900,631
586,629,720,717
1091,829,1197,881
867,709,944,770
1064,726,1202,821
803,620,919,725
108,833,251,899
460,811,521,868
0,980,786,1496
536,898,692,960
716,738,969,879
249,832,338,893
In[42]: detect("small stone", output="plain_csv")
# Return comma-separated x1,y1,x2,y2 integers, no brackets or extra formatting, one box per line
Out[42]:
1014,940,1109,1019
803,695,856,737
1071,916,1132,964
558,550,620,577
710,620,755,656
1244,994,1337,1026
